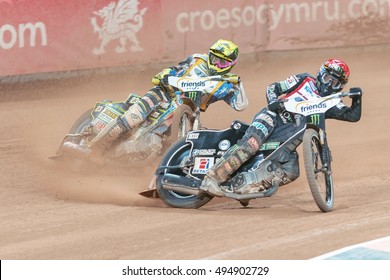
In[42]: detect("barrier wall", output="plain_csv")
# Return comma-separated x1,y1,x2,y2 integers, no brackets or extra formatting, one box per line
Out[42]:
1,0,390,77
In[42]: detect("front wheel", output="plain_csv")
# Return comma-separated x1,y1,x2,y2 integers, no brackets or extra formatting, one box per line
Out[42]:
302,128,334,212
59,108,96,172
68,108,94,135
156,138,213,209
165,105,194,149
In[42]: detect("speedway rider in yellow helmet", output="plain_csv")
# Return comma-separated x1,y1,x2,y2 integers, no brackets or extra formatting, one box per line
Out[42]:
208,39,239,75
63,39,248,161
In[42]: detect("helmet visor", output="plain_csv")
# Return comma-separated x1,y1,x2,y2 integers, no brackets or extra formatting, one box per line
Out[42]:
319,72,343,91
209,53,235,69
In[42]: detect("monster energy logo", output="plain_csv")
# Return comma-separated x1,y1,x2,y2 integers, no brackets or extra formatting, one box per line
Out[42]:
186,91,198,101
310,114,320,125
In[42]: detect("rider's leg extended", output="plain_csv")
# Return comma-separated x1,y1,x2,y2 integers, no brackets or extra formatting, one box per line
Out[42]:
63,87,167,160
90,88,167,150
200,109,276,196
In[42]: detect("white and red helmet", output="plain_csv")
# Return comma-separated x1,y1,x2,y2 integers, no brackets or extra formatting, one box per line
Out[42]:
316,59,350,96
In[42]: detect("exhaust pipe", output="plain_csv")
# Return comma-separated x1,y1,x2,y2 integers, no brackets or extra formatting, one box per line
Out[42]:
161,173,280,200
162,185,201,196
162,174,202,196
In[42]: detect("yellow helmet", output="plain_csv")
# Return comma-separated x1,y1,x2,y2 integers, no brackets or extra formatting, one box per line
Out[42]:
208,39,239,75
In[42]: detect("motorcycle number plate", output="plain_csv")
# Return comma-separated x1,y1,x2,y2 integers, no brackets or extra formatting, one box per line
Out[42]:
192,157,215,174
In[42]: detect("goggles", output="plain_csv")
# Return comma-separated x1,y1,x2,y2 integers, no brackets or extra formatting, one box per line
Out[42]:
319,72,343,90
209,53,235,69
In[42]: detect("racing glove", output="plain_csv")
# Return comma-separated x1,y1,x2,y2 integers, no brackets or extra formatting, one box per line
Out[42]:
349,87,363,101
268,100,284,112
152,68,176,86
223,73,240,84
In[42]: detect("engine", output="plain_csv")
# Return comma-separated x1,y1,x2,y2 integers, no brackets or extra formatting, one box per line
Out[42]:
230,152,300,194
111,133,163,163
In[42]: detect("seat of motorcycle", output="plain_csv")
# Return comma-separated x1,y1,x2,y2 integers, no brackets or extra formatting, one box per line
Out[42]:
266,119,305,143
230,118,305,141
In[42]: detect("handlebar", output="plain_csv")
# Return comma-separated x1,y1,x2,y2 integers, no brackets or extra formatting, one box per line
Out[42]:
169,75,239,84
338,91,361,97
277,91,361,103
269,90,361,113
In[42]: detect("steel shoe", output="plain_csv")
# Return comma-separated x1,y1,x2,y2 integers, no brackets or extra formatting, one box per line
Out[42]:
200,176,224,197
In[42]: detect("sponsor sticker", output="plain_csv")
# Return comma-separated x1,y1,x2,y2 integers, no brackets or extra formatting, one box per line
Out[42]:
309,80,319,94
299,102,327,114
178,80,206,90
187,133,199,140
192,157,214,174
94,105,104,113
193,149,216,156
285,75,298,88
258,114,274,126
267,84,278,99
251,122,269,135
297,81,316,97
309,114,320,125
224,161,233,174
194,149,216,155
233,122,242,130
151,111,160,118
218,140,231,150
260,142,280,150
304,84,313,94
160,102,169,109
94,120,106,131
104,108,121,119
143,97,155,109
247,137,260,151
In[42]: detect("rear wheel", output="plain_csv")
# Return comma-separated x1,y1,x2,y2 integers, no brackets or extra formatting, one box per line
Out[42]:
303,128,334,212
156,138,213,209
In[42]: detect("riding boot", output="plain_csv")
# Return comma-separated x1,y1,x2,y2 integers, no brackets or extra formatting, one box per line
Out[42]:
200,109,276,196
62,117,131,164
89,117,130,149
200,137,262,196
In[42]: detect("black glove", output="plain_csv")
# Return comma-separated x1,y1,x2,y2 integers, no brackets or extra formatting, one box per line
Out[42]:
349,87,362,101
268,100,284,112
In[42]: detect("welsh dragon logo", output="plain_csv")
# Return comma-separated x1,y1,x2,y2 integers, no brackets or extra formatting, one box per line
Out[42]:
90,0,147,55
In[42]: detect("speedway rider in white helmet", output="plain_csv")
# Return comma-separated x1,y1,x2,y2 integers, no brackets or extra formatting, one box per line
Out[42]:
200,59,363,196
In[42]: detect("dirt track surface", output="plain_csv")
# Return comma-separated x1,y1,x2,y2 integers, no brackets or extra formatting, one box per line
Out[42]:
1,45,389,260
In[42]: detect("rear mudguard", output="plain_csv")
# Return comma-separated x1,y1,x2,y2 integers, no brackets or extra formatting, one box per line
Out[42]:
187,120,247,149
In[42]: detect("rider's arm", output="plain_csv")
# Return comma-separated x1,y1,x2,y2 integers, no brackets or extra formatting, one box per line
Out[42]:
266,82,283,104
152,67,176,86
325,90,362,122
151,55,195,85
219,73,248,111
266,73,313,104
226,80,249,111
